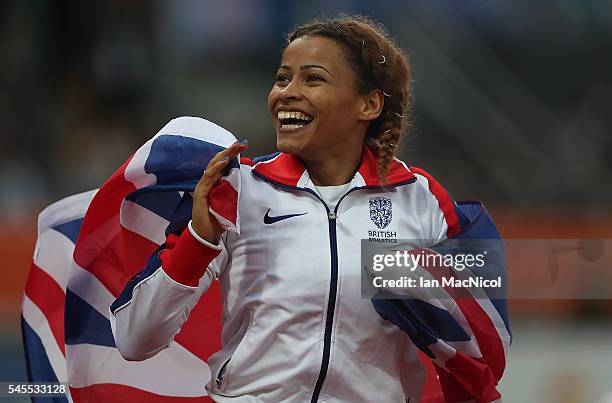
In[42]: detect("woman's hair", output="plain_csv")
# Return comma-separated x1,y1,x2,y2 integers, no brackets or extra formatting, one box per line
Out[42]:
287,14,413,183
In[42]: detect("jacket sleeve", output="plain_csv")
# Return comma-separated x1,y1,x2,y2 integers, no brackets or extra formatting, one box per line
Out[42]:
381,168,509,403
109,220,228,361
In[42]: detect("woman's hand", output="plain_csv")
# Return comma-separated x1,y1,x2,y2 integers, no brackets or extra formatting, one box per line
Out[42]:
191,140,248,243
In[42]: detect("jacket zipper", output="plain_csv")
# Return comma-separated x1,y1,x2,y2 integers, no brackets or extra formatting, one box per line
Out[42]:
310,207,339,403
310,188,365,402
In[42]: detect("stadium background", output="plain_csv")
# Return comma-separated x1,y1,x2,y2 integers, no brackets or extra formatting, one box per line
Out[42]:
1,1,611,402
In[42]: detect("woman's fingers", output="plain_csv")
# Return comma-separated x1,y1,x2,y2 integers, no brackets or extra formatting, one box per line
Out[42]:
198,158,229,191
196,140,249,193
208,140,249,167
223,141,249,163
191,140,247,243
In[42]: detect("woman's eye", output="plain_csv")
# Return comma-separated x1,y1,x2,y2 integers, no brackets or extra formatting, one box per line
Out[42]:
307,74,324,82
275,74,290,83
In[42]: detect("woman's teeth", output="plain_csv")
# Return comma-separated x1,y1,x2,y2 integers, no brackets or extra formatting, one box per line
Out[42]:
277,111,313,120
277,110,313,129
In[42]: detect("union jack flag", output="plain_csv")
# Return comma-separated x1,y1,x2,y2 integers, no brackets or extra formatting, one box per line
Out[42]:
22,117,239,402
372,200,512,402
21,116,507,402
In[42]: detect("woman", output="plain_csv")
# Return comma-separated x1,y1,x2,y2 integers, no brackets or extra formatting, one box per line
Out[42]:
110,15,508,402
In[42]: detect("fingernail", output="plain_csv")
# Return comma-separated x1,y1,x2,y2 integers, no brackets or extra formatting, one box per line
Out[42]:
239,139,249,145
221,156,229,162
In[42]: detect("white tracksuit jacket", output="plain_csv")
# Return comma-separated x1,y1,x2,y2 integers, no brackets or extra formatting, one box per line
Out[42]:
110,147,459,402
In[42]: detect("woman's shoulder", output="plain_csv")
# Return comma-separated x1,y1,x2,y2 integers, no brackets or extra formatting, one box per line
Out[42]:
406,164,453,200
384,154,454,201
401,163,462,237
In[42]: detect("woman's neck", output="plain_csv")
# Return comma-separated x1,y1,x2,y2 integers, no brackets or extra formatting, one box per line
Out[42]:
300,145,363,186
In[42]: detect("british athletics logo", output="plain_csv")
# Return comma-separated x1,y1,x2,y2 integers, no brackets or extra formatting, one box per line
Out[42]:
369,197,392,229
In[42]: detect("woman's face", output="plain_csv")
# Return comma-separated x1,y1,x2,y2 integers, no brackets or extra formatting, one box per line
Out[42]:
268,35,369,159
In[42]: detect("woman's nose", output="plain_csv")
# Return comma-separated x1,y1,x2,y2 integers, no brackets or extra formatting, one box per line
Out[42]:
279,81,302,100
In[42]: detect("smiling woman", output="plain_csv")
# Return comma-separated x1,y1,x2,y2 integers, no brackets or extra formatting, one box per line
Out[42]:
270,35,383,186
109,14,509,403
270,19,411,187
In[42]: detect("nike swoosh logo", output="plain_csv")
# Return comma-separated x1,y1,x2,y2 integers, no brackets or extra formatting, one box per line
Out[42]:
263,209,307,225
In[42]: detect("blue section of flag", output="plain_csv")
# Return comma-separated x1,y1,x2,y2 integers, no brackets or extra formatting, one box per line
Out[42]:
21,317,62,383
145,135,239,185
452,201,501,240
372,296,471,359
165,193,195,236
125,190,182,222
21,318,70,402
451,202,510,337
65,290,116,347
22,317,71,402
51,218,83,244
126,134,239,224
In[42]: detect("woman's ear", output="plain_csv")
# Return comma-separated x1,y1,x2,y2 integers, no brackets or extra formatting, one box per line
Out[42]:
358,89,384,122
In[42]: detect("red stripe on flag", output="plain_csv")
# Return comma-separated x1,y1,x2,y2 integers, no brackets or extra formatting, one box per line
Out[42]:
452,298,506,380
73,154,146,294
82,226,159,297
76,156,136,244
419,350,445,402
419,250,506,373
70,384,213,403
417,249,506,400
24,263,66,356
432,360,477,402
436,353,501,403
174,281,222,362
209,180,238,226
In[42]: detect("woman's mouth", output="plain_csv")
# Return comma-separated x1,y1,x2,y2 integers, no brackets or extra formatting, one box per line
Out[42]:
277,110,313,131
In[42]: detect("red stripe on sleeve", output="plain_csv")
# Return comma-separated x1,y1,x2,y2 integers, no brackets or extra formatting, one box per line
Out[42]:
160,228,221,287
411,167,461,237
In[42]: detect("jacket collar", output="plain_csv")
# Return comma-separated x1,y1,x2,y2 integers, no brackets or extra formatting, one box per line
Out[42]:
252,146,415,189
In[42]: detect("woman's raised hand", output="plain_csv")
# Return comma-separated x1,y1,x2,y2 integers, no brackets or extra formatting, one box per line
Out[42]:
191,140,249,243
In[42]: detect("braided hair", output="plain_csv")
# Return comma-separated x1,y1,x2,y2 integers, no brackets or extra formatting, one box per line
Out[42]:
287,14,413,183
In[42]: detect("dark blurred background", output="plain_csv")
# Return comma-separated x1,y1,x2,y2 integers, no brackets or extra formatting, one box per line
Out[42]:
2,0,612,217
1,1,612,402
